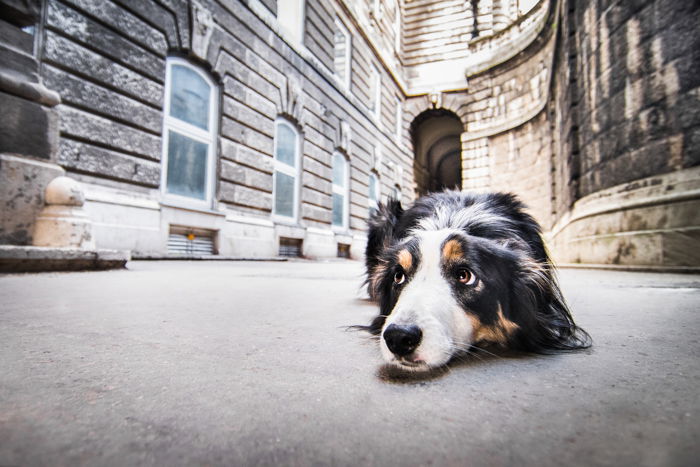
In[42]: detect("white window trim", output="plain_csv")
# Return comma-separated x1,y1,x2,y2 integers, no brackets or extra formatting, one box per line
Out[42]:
394,0,401,53
368,171,380,212
395,97,402,142
334,18,352,90
332,151,350,231
272,118,302,223
371,64,381,122
160,57,219,210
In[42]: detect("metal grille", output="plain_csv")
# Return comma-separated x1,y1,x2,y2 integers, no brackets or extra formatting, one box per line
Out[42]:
279,237,303,257
337,243,351,259
167,227,215,256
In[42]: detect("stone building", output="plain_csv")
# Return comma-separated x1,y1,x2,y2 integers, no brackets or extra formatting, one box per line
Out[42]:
1,0,698,269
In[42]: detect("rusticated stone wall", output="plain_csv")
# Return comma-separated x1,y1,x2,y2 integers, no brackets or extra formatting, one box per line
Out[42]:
566,0,699,199
30,0,413,257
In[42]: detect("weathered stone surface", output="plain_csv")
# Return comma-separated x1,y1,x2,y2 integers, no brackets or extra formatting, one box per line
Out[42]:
0,245,129,272
220,159,273,192
59,106,161,161
43,65,162,134
0,39,38,82
43,31,163,106
0,92,59,160
58,139,161,187
45,1,164,82
112,0,181,50
0,155,65,245
60,0,168,55
219,180,272,212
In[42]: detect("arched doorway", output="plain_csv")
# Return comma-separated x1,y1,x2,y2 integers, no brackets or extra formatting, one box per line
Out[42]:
411,109,463,196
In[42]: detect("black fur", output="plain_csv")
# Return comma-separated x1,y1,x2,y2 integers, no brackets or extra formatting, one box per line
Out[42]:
364,191,591,354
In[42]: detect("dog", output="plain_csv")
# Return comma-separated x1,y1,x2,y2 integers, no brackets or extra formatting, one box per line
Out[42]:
364,190,591,372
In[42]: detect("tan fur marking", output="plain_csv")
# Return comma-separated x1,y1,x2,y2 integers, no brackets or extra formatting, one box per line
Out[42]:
468,305,520,346
442,239,463,263
397,249,412,271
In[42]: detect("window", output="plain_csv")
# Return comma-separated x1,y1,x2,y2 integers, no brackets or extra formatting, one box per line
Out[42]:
273,119,301,220
395,97,402,142
370,64,381,121
332,151,349,229
278,0,305,44
161,57,218,207
334,18,352,90
368,172,380,215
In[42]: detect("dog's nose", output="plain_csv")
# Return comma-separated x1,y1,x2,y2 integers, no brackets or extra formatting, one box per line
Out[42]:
383,324,423,356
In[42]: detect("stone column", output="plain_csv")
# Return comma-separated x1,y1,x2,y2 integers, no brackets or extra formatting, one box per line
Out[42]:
0,0,64,246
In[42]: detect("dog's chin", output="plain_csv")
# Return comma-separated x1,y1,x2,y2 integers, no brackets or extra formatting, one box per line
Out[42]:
388,358,432,373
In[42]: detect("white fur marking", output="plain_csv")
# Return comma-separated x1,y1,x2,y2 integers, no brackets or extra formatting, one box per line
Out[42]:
381,229,474,369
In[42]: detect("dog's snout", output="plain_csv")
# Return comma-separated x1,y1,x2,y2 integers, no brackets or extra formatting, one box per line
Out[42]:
384,324,423,356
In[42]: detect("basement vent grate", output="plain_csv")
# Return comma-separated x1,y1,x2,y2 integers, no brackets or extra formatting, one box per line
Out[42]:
337,243,351,259
279,237,303,257
167,226,216,256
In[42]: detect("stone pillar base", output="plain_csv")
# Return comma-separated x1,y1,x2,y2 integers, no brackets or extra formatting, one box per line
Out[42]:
547,167,700,270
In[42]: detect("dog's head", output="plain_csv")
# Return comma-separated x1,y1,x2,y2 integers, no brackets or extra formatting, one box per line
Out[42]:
364,192,590,372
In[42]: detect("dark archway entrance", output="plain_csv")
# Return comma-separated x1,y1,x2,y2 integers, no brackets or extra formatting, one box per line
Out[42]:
411,109,463,196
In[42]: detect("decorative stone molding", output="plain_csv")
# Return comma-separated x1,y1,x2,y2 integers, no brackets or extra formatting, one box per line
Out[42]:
191,1,214,61
32,176,95,249
278,75,305,126
335,119,351,152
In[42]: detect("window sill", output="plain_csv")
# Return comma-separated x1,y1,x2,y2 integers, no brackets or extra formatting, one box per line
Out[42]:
160,200,225,217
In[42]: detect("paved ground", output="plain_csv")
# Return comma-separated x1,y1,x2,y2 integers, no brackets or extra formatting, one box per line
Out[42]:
0,260,698,466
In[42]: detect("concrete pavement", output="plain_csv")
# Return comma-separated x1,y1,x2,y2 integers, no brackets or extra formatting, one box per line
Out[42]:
1,260,699,466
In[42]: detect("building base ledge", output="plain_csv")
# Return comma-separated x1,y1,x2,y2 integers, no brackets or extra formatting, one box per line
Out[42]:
131,254,287,262
557,262,700,274
0,245,130,273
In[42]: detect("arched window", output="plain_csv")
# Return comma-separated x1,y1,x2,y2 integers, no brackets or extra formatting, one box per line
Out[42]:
161,57,218,206
332,151,349,229
368,172,380,215
273,119,301,220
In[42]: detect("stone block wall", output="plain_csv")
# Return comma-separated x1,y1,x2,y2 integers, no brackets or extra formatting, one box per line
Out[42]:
488,112,553,229
571,0,700,199
22,0,416,258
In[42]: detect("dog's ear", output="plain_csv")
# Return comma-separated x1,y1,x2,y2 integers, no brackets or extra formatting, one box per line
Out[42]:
365,199,404,300
510,259,592,352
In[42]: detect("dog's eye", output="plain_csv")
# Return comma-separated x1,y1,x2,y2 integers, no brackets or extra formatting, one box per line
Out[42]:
457,268,476,285
394,270,406,285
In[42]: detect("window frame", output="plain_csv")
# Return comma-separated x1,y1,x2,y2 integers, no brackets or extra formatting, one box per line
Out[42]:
370,63,381,122
331,151,350,231
395,96,402,142
368,171,380,214
160,56,219,210
272,118,302,223
334,17,352,91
